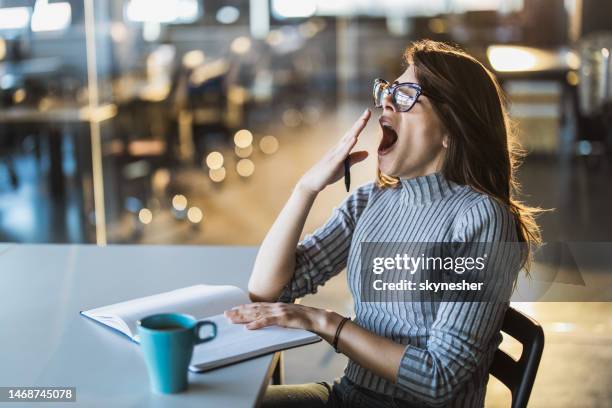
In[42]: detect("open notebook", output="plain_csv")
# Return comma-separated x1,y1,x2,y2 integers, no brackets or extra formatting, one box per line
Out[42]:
80,285,320,372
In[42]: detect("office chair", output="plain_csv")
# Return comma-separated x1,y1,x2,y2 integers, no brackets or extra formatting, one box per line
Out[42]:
489,307,545,408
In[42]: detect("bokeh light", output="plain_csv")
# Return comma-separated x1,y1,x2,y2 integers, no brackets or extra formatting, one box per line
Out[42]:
209,167,226,182
216,6,240,24
138,208,153,224
13,89,26,104
182,50,205,69
282,108,302,127
230,36,251,54
172,194,188,211
236,159,255,177
566,71,579,86
259,135,279,155
235,145,253,158
205,151,224,170
234,129,253,148
187,207,203,223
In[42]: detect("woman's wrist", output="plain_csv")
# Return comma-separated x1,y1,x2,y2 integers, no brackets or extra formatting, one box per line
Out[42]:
310,309,344,343
294,179,321,199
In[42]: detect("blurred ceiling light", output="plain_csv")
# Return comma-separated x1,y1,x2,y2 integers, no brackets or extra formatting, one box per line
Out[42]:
126,0,199,23
235,145,253,158
187,206,203,224
259,135,279,154
143,21,161,41
234,129,253,148
230,36,251,54
314,0,351,16
31,0,71,32
216,6,240,24
272,0,316,18
138,208,153,224
183,50,205,69
172,194,188,211
250,0,269,39
0,7,30,31
487,45,537,72
209,167,226,182
110,23,128,43
236,159,255,177
176,0,200,23
205,151,224,170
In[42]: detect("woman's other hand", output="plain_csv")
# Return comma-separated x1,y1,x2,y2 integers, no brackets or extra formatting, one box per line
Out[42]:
224,302,341,340
297,109,371,195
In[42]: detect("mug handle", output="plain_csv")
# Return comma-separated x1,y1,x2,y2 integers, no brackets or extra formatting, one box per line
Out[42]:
194,320,217,344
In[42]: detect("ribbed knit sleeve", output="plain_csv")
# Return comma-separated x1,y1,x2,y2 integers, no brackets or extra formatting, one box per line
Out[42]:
277,183,373,303
396,196,522,406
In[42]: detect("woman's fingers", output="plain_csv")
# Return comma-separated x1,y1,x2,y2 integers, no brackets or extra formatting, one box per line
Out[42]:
225,302,308,330
336,109,370,158
246,316,277,330
346,109,371,140
297,108,371,193
225,302,285,323
337,109,370,147
225,303,265,323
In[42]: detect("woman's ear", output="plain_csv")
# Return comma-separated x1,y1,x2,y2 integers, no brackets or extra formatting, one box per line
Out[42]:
442,134,449,149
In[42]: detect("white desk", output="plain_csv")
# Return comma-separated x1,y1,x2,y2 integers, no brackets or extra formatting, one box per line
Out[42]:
0,244,279,407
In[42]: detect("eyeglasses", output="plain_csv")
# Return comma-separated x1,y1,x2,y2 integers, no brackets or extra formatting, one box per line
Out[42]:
372,78,425,112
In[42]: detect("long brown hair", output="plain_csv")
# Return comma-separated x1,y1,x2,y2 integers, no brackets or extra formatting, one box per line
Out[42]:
377,39,542,273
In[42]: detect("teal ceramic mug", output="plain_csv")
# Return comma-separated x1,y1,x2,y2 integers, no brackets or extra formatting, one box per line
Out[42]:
137,313,217,394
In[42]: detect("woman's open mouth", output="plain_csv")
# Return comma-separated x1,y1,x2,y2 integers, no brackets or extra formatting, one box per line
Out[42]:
378,118,398,155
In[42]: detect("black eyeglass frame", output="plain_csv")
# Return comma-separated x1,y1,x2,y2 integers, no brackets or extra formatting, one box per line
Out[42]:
372,78,431,113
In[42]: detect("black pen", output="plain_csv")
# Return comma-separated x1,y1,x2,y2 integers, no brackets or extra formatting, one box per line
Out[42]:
343,157,351,192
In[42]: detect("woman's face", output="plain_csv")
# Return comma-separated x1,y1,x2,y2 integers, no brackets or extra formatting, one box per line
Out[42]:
377,65,448,179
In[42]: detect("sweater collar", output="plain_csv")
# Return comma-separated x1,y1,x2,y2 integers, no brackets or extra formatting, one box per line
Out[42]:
399,172,458,205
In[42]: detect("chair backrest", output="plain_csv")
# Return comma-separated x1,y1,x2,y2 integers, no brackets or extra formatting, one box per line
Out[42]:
489,307,545,408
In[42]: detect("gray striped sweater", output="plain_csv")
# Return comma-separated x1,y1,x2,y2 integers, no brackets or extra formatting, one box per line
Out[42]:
279,172,521,408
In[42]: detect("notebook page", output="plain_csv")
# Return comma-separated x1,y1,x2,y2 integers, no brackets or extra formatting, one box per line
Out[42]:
190,313,320,371
84,285,249,338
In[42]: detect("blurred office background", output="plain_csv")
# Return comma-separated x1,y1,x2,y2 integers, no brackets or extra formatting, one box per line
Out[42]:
0,0,610,406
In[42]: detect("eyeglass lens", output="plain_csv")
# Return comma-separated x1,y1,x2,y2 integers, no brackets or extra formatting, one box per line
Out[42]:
373,80,419,112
